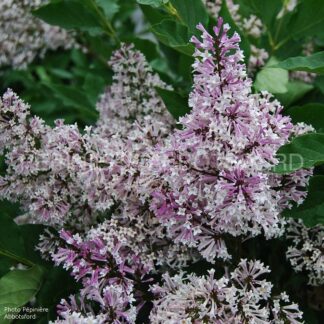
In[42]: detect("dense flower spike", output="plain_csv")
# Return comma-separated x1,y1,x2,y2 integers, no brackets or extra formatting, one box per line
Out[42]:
148,19,312,262
0,90,91,226
0,43,174,227
0,0,76,69
39,216,193,322
150,259,303,323
78,44,174,218
41,216,193,321
286,219,324,286
49,230,141,323
96,43,173,138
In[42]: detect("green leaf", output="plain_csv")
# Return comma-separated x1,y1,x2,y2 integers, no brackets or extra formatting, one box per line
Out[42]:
276,81,313,106
96,0,119,20
19,225,47,265
0,257,12,278
43,83,97,120
151,19,194,56
272,133,324,174
286,103,324,132
288,0,324,38
0,316,10,324
0,214,25,259
44,83,92,108
0,266,44,319
71,49,88,68
156,87,190,120
0,215,37,267
83,74,106,105
177,54,194,85
283,175,324,227
140,3,169,25
49,68,73,80
150,58,171,76
170,0,209,33
277,51,324,74
254,58,289,94
33,0,101,30
137,0,169,7
315,75,324,95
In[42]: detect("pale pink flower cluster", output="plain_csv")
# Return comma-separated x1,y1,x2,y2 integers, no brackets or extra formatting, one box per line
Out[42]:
286,219,324,286
203,0,223,17
96,44,174,137
249,44,269,73
48,230,140,323
0,20,312,262
0,0,76,69
147,19,312,263
151,259,303,323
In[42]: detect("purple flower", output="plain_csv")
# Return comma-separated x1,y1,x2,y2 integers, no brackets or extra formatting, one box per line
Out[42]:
147,19,312,261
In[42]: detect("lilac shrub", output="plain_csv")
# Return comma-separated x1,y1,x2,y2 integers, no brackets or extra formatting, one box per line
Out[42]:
0,18,311,322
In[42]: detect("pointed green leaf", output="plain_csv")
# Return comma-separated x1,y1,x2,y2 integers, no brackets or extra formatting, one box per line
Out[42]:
288,0,324,38
254,58,289,94
0,214,25,259
170,0,209,33
277,51,324,74
0,266,44,319
33,0,101,30
151,19,194,56
96,0,119,20
137,0,169,7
